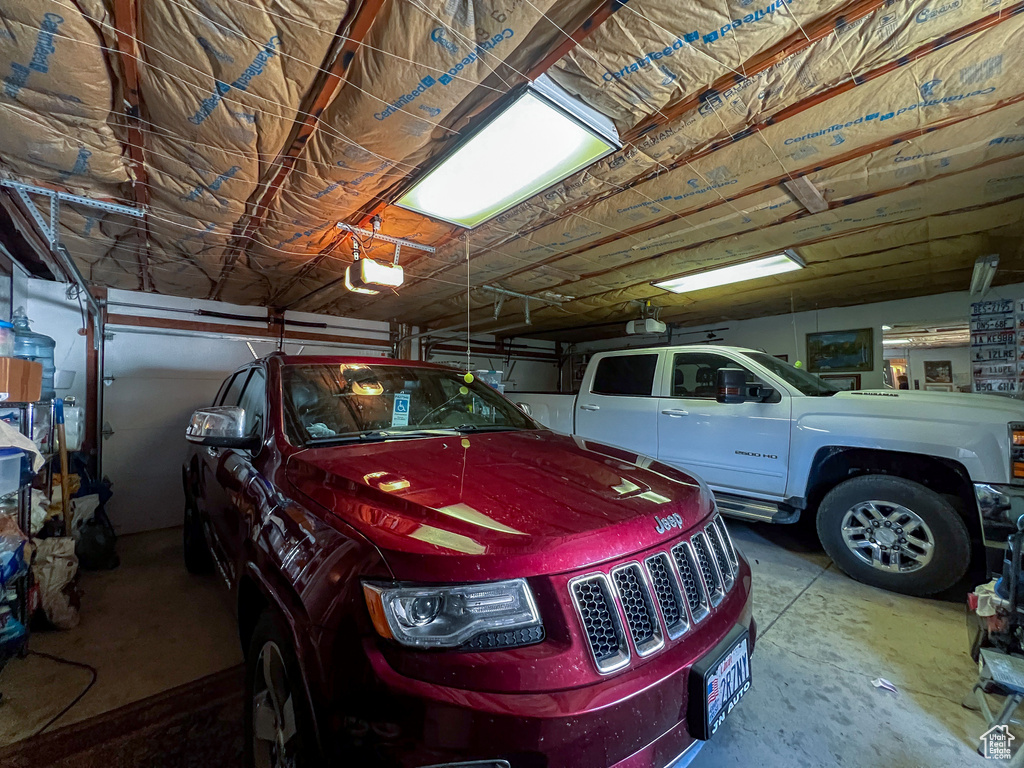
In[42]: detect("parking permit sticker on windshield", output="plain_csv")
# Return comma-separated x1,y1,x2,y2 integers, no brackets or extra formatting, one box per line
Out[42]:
392,393,411,427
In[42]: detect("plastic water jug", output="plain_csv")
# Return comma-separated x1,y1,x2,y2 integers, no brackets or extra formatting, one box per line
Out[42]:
12,308,56,400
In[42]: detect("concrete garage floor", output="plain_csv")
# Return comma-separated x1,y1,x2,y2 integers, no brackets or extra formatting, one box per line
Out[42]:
0,523,1004,767
0,528,242,745
699,522,994,768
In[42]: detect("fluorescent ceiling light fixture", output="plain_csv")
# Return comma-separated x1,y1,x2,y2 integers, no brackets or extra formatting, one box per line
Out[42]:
882,338,913,346
970,253,999,296
345,259,404,295
653,250,805,294
396,75,619,229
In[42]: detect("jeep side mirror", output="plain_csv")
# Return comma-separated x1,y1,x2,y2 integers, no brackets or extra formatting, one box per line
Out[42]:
716,368,749,404
186,406,260,449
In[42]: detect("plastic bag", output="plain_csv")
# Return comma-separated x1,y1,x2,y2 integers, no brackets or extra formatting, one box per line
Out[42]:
0,605,26,655
0,513,27,588
32,537,79,629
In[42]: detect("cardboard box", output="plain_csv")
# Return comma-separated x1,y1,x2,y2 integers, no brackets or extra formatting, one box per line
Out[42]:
0,358,43,403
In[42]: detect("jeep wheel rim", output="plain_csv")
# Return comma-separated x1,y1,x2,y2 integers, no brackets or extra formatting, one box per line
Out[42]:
252,641,298,768
840,500,935,574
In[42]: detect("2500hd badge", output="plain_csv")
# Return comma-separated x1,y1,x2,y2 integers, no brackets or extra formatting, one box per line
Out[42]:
735,449,778,459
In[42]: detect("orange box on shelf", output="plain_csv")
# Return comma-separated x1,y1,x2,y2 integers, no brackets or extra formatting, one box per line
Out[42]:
0,357,42,403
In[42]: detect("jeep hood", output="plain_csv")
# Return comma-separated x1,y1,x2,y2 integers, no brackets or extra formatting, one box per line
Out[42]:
286,430,711,581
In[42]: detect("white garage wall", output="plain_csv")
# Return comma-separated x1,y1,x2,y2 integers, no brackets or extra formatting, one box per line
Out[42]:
579,281,1024,390
28,283,393,534
25,281,560,533
425,335,559,392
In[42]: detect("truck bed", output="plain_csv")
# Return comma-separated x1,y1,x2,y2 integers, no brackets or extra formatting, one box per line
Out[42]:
510,392,575,434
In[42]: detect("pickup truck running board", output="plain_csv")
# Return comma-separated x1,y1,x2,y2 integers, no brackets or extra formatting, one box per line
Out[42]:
714,493,799,524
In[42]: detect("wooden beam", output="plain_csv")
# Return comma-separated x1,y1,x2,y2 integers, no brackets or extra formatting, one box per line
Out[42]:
111,0,152,292
395,2,1024,300
212,0,387,301
286,0,631,312
422,146,1024,329
105,312,391,348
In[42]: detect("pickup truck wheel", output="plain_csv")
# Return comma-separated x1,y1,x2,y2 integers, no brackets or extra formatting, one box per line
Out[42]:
245,613,317,768
183,500,214,575
816,476,970,596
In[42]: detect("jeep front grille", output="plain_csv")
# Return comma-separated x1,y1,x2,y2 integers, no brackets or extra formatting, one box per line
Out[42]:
569,574,630,674
571,517,740,673
611,563,664,656
671,540,711,624
691,531,724,606
645,552,689,639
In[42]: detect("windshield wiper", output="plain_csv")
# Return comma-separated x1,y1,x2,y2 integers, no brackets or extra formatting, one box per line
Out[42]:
305,429,455,446
451,424,523,433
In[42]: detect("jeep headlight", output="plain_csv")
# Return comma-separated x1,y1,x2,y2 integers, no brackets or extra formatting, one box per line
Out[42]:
363,579,542,648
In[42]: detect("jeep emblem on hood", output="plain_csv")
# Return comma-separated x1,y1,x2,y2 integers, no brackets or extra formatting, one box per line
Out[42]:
655,513,684,535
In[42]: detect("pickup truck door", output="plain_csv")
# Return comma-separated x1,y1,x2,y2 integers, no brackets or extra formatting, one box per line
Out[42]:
656,350,791,497
574,351,662,457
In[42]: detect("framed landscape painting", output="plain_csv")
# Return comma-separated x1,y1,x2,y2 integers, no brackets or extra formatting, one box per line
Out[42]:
924,360,953,384
806,328,874,373
820,373,861,391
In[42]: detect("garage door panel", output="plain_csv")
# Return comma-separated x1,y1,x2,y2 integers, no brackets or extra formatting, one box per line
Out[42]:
106,378,219,433
103,425,187,534
104,332,257,375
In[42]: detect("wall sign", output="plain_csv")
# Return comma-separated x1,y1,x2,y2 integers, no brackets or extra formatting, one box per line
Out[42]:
971,299,1021,396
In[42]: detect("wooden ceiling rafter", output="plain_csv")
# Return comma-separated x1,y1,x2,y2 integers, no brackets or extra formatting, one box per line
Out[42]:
374,0,1024,306
112,0,152,292
433,191,1024,334
282,0,635,312
211,0,388,301
418,102,1024,330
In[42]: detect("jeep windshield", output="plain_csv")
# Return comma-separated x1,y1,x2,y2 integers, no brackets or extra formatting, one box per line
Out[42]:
282,363,538,446
745,352,842,396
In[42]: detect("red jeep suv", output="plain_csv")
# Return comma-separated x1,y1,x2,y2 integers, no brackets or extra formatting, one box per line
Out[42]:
182,354,754,768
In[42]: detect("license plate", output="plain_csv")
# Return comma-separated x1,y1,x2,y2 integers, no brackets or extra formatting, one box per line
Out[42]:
688,627,751,740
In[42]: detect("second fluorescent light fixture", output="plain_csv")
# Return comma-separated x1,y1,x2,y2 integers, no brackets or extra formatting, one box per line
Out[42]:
970,253,998,296
396,75,620,229
654,250,806,294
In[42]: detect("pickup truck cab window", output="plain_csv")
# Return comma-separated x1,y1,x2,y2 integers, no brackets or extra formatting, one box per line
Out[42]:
591,353,658,396
671,352,760,399
744,351,840,396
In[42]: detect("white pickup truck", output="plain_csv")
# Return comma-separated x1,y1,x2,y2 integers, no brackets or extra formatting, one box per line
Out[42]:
514,345,1024,595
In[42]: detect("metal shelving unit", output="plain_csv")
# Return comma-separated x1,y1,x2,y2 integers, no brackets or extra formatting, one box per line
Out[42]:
3,400,56,660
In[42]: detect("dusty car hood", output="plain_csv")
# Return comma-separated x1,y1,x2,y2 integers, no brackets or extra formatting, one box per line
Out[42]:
286,429,711,580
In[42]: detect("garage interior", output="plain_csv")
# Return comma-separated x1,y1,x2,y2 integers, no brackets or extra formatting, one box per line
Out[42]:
0,0,1022,765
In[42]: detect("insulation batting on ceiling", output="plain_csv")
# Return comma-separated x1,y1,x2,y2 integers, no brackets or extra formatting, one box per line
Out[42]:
549,0,860,129
136,0,350,299
358,0,1015,301
373,118,1024,328
249,0,603,297
363,7,1024,323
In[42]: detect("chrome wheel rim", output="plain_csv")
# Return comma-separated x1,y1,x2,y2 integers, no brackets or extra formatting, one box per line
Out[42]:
840,500,935,574
252,641,298,768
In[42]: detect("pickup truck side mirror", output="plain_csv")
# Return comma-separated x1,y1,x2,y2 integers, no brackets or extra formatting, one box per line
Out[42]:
186,406,260,450
716,369,749,404
748,384,776,402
